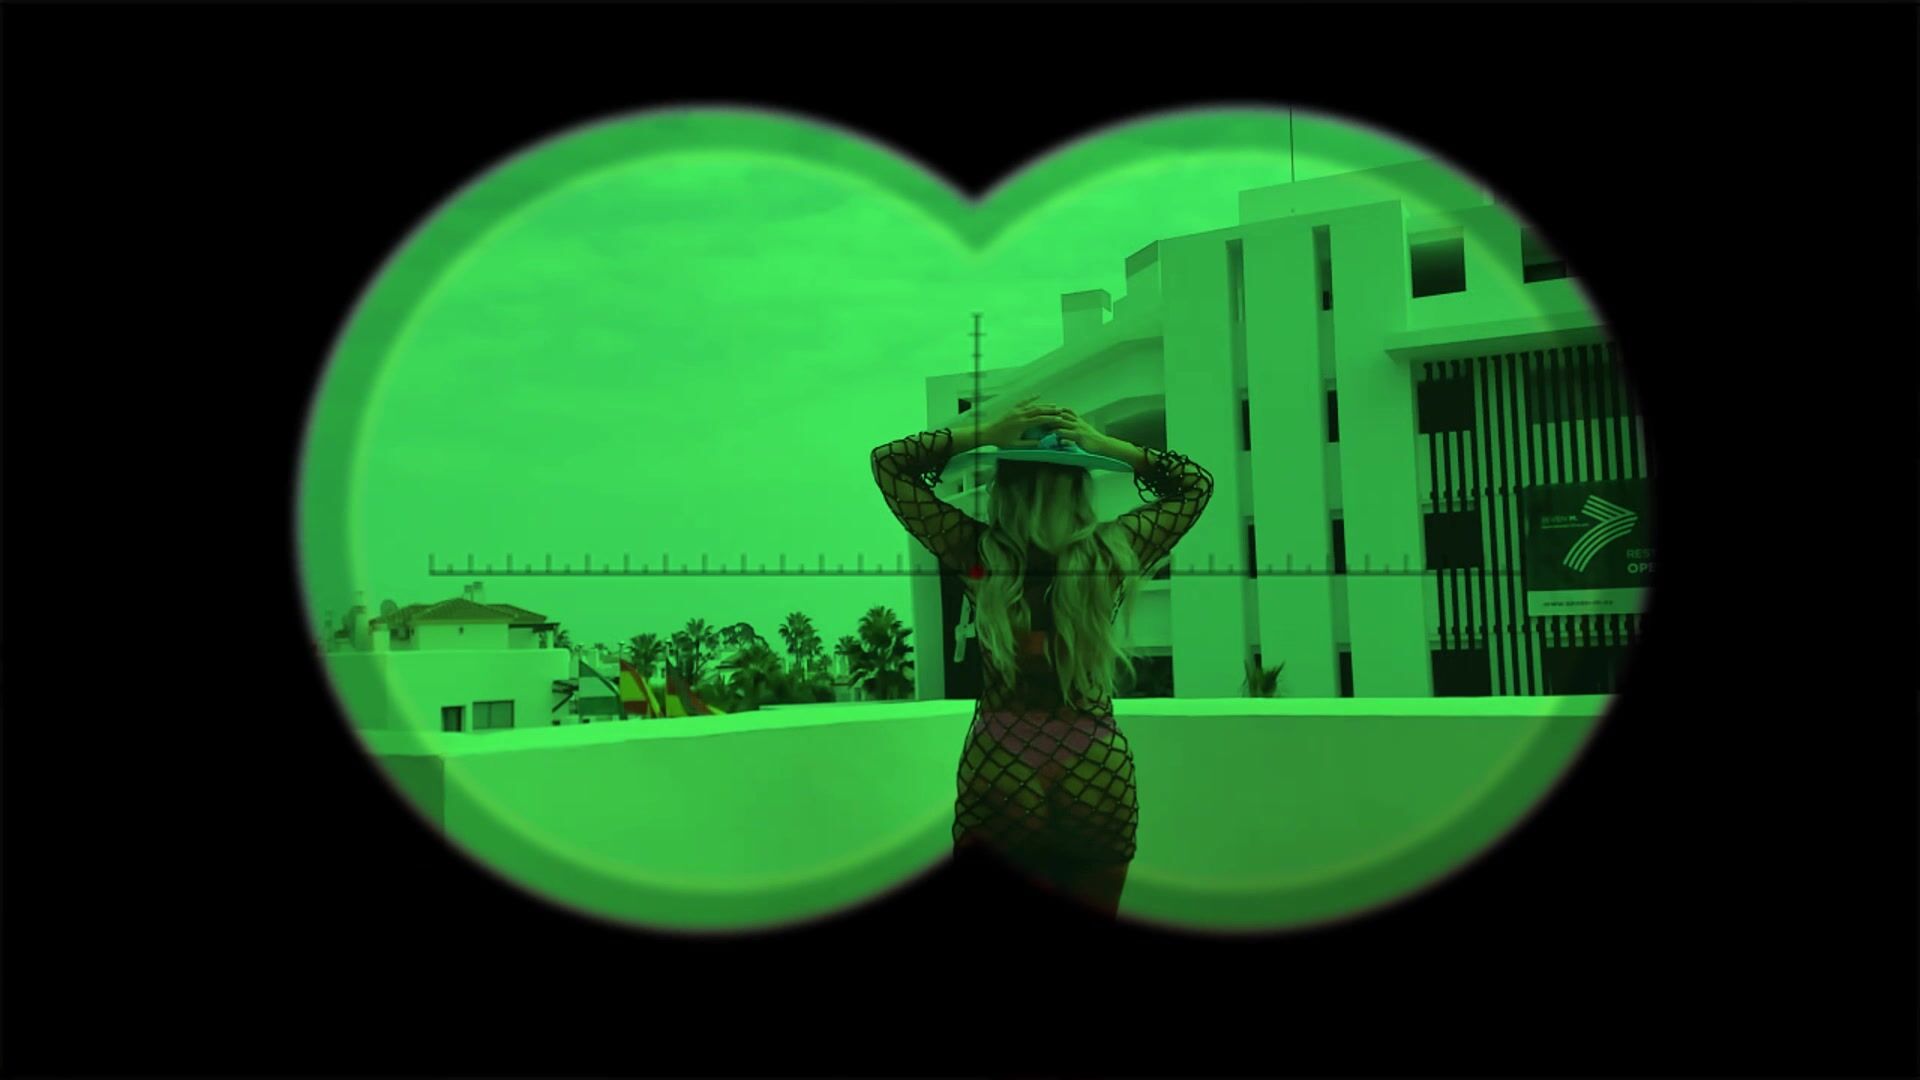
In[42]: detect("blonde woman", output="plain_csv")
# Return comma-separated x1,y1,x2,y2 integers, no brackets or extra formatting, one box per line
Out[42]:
871,397,1214,920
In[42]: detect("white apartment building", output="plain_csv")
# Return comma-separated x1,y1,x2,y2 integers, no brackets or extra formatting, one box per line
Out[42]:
908,158,1625,700
324,581,573,733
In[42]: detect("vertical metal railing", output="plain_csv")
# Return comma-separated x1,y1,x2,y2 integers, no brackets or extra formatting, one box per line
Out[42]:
1420,339,1646,695
1502,351,1536,696
1472,355,1503,693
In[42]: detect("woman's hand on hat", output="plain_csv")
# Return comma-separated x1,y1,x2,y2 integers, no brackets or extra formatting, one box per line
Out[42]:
981,395,1069,448
1044,409,1119,457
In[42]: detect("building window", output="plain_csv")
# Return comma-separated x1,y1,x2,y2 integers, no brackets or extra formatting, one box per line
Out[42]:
1338,650,1355,697
441,705,464,733
1416,367,1476,434
1431,646,1492,696
1410,235,1467,298
1326,389,1340,443
1521,227,1571,283
957,398,972,414
1331,517,1347,575
474,700,514,731
1423,508,1485,569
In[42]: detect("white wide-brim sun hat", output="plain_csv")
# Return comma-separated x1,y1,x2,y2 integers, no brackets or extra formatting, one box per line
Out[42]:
933,425,1131,503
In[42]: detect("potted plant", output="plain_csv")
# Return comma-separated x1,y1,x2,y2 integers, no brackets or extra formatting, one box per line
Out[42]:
1244,658,1286,697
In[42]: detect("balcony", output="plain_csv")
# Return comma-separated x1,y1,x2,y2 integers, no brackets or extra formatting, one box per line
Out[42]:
358,694,1610,932
1385,309,1607,366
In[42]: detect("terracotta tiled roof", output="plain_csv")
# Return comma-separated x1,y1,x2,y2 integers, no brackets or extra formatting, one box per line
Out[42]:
368,603,430,629
484,603,553,625
407,598,519,625
370,599,553,627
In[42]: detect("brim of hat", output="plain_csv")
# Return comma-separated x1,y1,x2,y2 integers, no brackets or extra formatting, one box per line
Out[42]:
989,448,1133,472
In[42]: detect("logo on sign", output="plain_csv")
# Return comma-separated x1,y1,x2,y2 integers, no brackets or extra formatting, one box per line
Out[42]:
1563,495,1637,574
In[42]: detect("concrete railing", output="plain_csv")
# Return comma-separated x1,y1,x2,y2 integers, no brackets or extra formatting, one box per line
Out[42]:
357,695,1612,933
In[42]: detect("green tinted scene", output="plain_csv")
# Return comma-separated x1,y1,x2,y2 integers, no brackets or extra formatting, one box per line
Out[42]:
299,106,1651,934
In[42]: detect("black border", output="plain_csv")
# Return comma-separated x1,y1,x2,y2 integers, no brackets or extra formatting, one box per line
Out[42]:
4,3,1916,1077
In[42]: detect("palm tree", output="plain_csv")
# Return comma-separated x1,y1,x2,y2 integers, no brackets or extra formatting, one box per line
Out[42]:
833,634,866,699
779,612,826,679
715,622,772,708
790,624,831,698
670,619,721,686
846,605,915,701
718,621,768,652
718,638,786,710
625,633,667,679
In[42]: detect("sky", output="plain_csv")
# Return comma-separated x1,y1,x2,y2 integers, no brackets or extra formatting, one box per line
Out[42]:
334,112,1425,656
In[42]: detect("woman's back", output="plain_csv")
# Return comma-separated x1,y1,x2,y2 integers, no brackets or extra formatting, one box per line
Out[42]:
983,544,1119,713
950,522,1164,888
870,419,1213,916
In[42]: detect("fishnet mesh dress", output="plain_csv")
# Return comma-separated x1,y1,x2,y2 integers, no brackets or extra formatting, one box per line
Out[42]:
871,428,1215,888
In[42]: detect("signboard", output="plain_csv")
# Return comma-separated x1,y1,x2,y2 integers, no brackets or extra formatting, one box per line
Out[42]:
1521,479,1654,617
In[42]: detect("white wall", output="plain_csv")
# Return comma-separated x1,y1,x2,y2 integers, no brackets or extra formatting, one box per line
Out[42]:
325,647,572,733
1160,231,1259,697
361,694,1607,931
415,623,510,651
1243,216,1343,697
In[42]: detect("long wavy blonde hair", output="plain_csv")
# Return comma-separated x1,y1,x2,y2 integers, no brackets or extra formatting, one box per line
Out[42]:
971,459,1147,710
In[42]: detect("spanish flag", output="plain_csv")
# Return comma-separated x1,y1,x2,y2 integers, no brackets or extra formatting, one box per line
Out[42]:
663,660,724,716
618,658,664,718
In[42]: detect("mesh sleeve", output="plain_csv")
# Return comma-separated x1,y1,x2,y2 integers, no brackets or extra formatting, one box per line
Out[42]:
1115,446,1214,574
871,428,984,576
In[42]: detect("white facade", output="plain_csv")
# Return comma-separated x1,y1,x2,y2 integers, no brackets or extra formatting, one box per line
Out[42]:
415,622,510,650
910,158,1606,699
326,647,572,733
325,586,574,732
